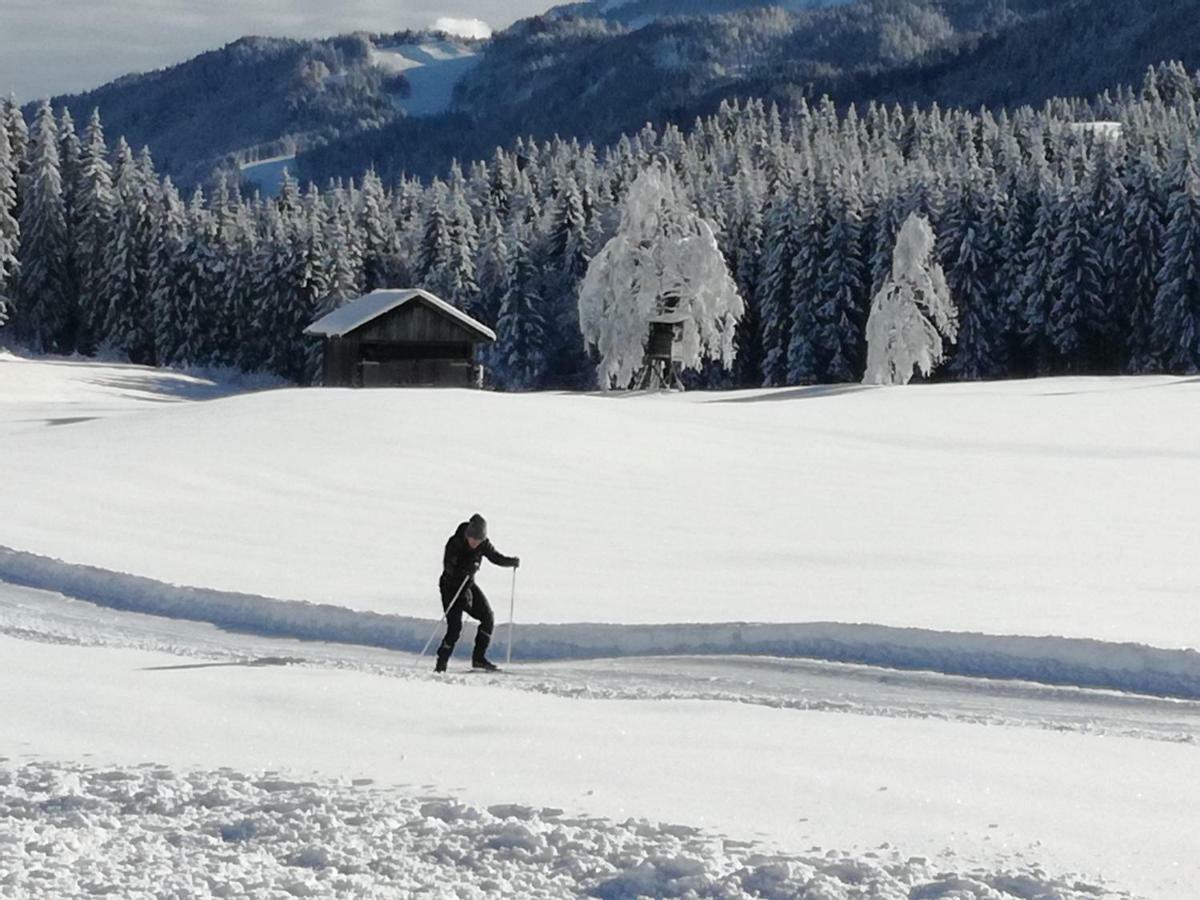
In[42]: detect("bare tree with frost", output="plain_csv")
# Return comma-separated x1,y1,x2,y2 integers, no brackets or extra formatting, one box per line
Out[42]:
863,212,958,385
578,164,744,389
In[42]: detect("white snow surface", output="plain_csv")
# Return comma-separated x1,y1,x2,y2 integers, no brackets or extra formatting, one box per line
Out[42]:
239,155,297,200
369,41,479,118
3,353,1200,898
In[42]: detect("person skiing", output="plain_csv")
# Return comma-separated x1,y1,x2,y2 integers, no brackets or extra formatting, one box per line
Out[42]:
436,514,519,673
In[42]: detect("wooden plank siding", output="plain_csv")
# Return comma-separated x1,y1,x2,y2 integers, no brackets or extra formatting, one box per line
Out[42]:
317,296,491,388
356,301,474,344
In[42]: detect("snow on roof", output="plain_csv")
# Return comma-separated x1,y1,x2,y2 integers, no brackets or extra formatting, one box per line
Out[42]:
304,289,497,342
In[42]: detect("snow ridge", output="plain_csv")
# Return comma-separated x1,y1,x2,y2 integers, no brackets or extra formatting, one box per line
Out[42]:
0,760,1118,899
2,545,1198,701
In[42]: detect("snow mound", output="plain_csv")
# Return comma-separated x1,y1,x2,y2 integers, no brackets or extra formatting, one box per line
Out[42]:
0,760,1120,899
2,545,1198,700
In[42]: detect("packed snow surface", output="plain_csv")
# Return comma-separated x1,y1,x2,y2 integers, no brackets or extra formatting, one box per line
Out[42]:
3,352,1199,898
1,351,1197,648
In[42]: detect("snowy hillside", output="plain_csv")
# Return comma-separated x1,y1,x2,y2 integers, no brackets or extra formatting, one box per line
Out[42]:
3,352,1199,898
369,41,479,117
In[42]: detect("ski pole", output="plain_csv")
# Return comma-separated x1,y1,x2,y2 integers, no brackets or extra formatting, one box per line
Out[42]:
506,568,517,665
415,575,471,667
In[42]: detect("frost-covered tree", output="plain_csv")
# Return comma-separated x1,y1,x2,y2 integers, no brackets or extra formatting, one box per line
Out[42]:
494,225,549,390
0,123,18,320
1048,163,1105,367
1117,148,1166,372
578,164,744,389
73,110,115,353
149,178,189,367
863,213,958,385
102,141,158,363
1152,148,1200,372
17,102,70,352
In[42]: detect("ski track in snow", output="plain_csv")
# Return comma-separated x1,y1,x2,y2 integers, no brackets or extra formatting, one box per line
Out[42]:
3,544,1200,703
0,760,1122,900
3,581,1197,750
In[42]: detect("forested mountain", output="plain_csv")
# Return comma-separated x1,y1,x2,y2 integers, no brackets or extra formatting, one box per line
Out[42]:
28,0,1200,192
546,0,852,24
26,31,480,189
299,0,1200,183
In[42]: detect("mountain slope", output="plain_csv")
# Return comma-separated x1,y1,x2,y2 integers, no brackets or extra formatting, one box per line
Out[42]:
33,0,1200,187
35,31,480,188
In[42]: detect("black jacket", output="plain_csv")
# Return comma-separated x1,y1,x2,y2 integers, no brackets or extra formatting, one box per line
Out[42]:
441,522,517,585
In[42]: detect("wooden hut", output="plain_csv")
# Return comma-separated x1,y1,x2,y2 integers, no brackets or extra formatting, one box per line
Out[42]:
304,289,497,388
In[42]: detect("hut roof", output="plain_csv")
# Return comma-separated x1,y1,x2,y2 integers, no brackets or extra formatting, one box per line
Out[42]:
304,289,497,342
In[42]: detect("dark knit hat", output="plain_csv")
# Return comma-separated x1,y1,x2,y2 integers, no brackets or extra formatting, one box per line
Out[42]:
466,514,487,540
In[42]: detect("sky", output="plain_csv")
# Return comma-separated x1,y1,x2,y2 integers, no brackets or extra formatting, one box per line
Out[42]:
0,1,554,103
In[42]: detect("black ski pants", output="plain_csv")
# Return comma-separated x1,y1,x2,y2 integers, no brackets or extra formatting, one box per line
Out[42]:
438,575,494,662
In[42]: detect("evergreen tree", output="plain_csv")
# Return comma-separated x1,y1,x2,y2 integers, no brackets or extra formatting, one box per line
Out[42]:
0,124,18,317
1017,172,1061,375
16,101,71,352
1152,148,1200,372
1116,148,1166,372
102,141,158,363
359,168,398,293
815,174,867,383
149,178,189,366
1048,163,1105,368
73,110,115,353
943,157,1004,380
495,226,549,390
758,181,799,385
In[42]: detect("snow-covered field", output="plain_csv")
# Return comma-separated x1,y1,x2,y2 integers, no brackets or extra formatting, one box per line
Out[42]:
3,350,1199,898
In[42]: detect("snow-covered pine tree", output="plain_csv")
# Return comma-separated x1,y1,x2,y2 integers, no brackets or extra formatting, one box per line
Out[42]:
863,212,958,385
149,178,189,367
1016,167,1061,375
815,172,868,383
1116,147,1167,372
16,101,70,352
542,165,592,386
172,188,221,366
2,97,29,186
786,173,830,385
757,178,799,386
56,108,82,345
578,164,744,390
102,141,158,363
724,155,766,387
474,210,511,329
359,168,398,293
495,224,549,390
306,200,360,384
73,109,115,354
1152,146,1200,373
1084,138,1127,371
943,152,1004,380
1047,160,1105,368
0,123,18,322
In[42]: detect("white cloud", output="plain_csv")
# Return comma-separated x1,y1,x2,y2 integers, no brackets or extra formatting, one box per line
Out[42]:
433,17,493,39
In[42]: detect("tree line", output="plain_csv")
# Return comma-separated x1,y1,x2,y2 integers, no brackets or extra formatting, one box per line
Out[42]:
3,60,1200,389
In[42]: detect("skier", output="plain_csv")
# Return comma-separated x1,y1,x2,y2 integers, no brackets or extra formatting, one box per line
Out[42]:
436,514,520,672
